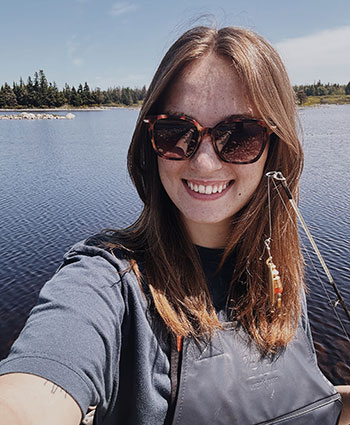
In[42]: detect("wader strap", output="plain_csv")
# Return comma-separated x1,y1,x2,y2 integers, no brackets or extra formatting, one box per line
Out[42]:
164,335,183,425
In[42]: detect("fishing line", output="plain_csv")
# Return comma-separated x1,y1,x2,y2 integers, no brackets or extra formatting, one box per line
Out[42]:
271,178,350,343
269,176,350,342
266,171,350,341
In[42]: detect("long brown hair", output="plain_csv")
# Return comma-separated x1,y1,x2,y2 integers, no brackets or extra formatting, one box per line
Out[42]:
108,26,304,352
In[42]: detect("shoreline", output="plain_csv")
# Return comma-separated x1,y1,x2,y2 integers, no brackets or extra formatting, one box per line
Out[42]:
1,97,349,113
0,105,141,112
0,111,76,120
298,94,350,107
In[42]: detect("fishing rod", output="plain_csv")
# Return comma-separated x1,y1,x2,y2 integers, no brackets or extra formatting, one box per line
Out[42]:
266,171,350,323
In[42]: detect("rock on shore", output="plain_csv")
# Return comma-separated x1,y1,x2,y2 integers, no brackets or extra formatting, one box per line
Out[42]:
0,112,75,120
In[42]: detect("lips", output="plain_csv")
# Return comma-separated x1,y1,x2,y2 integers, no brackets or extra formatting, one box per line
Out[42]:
183,179,233,197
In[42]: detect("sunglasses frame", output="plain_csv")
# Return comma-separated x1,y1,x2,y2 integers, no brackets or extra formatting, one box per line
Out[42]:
143,114,272,164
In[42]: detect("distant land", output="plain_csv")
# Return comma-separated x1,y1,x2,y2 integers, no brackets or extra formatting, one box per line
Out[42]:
294,81,350,106
0,70,146,110
0,70,349,109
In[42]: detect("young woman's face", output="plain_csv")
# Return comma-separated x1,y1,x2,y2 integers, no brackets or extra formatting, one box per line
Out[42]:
157,53,269,246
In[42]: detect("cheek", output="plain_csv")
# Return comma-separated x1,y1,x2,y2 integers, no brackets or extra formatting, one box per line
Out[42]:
234,149,268,190
251,145,269,179
158,158,170,188
157,157,182,192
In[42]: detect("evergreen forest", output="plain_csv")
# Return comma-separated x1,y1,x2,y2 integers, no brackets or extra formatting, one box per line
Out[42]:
0,70,146,109
0,70,349,109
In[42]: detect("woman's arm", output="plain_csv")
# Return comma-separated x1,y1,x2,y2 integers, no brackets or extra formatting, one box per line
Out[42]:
0,245,128,424
0,373,81,425
336,385,350,425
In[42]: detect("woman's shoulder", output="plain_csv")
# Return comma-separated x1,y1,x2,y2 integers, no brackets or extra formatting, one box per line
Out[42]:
62,233,134,272
47,233,144,303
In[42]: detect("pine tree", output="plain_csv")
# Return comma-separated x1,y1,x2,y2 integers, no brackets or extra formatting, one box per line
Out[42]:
140,85,147,100
39,70,49,106
0,83,18,107
0,86,5,108
92,87,104,105
63,83,71,105
346,82,350,95
13,77,27,106
121,87,133,105
51,82,65,107
111,86,121,104
82,82,93,105
70,86,82,106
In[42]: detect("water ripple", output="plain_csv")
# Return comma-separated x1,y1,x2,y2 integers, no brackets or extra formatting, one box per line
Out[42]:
1,106,349,384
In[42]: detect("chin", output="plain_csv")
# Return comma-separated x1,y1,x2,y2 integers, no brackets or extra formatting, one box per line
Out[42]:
182,212,233,227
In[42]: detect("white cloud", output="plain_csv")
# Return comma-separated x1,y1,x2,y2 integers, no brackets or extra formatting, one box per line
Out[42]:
110,2,138,17
274,26,350,84
67,37,85,67
67,39,79,57
73,58,84,66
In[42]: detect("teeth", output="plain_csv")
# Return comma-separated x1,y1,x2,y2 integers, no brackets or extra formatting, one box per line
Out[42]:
186,181,230,194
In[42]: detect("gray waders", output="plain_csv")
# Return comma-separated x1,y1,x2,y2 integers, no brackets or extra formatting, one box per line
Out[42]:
167,325,342,424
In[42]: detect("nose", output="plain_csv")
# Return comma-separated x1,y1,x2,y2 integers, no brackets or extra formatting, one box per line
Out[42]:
190,134,223,172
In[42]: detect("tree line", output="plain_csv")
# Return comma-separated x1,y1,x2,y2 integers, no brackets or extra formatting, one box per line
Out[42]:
0,70,147,108
294,81,350,104
1,70,349,109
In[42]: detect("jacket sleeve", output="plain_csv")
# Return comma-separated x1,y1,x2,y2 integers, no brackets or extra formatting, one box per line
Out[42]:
0,245,126,416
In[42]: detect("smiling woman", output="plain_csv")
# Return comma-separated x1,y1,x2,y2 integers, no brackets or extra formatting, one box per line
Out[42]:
156,53,269,247
0,25,348,425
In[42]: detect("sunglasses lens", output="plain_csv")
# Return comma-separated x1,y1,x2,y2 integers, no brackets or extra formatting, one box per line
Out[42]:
153,118,198,159
148,116,267,163
214,121,265,163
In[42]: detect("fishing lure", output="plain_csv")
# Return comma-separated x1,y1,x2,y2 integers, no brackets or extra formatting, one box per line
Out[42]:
265,173,283,310
265,238,283,308
266,171,350,339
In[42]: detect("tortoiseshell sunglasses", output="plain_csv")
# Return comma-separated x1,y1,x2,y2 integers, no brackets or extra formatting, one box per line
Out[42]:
143,114,272,164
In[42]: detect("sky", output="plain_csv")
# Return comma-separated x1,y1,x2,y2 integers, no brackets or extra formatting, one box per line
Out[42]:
1,0,350,90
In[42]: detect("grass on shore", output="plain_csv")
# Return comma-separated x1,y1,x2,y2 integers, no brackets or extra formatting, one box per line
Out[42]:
302,95,350,106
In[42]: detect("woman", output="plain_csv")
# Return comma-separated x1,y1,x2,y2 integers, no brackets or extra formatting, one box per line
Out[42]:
0,26,349,425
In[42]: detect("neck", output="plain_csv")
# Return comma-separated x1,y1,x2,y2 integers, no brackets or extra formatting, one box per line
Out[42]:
184,219,230,248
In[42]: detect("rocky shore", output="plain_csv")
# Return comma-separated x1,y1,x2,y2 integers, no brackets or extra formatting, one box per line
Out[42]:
0,112,75,120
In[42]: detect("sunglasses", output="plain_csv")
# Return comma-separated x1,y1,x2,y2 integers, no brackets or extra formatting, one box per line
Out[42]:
143,114,272,164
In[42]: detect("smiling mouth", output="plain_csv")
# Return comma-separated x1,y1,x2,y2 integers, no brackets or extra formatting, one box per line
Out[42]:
184,180,233,195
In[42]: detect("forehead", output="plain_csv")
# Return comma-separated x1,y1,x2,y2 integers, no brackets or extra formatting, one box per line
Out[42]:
163,53,256,127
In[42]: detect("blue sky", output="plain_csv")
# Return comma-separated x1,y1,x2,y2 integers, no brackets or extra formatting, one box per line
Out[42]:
1,0,350,89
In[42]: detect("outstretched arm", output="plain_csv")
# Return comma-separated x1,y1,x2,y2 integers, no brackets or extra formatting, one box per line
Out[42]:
336,385,350,425
0,373,81,425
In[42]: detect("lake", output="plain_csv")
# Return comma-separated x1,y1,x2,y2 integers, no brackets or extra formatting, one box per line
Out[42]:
0,105,349,384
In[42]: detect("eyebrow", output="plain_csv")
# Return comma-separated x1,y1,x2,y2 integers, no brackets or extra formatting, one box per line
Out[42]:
163,110,256,124
163,110,186,118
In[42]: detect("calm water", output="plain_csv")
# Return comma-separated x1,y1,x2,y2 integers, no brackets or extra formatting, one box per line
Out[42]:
0,106,349,384
298,104,350,384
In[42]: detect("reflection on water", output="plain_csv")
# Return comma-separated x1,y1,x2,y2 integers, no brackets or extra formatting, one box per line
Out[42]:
0,106,349,384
